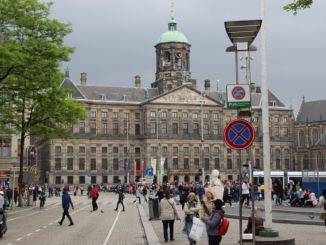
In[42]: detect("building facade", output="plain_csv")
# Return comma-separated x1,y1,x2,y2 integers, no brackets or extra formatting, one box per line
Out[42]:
37,18,295,185
294,98,326,171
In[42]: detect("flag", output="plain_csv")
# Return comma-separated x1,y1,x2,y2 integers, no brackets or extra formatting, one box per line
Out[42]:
151,158,157,175
141,160,145,178
124,159,129,176
134,160,137,179
160,157,165,175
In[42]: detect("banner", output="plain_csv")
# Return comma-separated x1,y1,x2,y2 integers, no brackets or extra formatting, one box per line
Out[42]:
151,158,157,175
141,160,145,178
160,157,165,175
124,159,129,176
134,160,137,178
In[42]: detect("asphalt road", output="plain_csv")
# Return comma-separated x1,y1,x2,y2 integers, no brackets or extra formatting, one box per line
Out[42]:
2,193,146,245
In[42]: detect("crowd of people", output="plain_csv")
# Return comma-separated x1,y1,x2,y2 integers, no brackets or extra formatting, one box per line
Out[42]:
0,178,326,243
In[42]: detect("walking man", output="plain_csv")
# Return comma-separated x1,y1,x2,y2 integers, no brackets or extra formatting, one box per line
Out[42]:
59,187,74,226
91,185,99,211
115,188,125,211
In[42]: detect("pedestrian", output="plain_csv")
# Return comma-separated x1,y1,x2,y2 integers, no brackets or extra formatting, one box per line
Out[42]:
80,185,84,196
318,189,326,231
223,182,233,207
142,186,148,203
39,188,46,209
201,199,224,245
159,190,179,242
183,192,200,245
133,187,141,204
32,187,38,206
180,187,189,210
240,179,250,207
58,187,74,226
115,188,125,212
91,185,99,211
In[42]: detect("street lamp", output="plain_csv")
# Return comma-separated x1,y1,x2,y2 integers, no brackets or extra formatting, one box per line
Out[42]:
224,19,262,245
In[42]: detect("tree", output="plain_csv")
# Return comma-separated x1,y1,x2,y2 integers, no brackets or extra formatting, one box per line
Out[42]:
0,0,85,205
284,0,313,15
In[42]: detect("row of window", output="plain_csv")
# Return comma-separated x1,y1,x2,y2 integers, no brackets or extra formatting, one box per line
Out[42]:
55,175,107,185
54,145,225,154
87,111,221,120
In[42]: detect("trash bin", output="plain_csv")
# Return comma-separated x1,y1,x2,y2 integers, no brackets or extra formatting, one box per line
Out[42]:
149,196,160,220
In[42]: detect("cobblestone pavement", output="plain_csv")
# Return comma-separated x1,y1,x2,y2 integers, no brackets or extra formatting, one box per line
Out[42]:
2,193,146,245
143,199,326,245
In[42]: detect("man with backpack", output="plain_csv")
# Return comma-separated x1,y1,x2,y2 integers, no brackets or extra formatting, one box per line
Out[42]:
201,199,229,245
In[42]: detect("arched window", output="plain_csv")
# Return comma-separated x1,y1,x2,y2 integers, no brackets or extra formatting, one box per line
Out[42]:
284,149,290,169
317,152,323,170
303,154,309,169
275,149,281,169
312,128,319,145
299,130,305,147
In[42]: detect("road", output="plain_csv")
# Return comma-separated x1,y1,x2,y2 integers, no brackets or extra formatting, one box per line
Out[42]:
2,193,146,245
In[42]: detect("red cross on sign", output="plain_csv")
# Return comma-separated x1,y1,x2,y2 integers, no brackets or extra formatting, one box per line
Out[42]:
224,119,255,150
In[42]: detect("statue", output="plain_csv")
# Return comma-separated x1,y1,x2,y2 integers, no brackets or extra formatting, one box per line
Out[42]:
208,169,224,200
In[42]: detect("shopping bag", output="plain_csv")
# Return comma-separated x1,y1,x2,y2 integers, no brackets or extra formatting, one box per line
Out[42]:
189,217,205,241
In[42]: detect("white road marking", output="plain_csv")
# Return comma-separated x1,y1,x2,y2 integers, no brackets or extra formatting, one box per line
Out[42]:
16,237,23,241
42,226,47,229
35,229,40,232
27,233,33,236
49,222,53,225
102,209,121,245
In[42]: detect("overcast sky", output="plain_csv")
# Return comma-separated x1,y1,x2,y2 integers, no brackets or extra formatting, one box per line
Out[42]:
49,0,325,114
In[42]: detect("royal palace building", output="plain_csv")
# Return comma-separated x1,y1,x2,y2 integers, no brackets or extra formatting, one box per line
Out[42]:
36,18,295,185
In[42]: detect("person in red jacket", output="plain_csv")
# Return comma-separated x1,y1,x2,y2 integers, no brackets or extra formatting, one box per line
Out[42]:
91,185,99,211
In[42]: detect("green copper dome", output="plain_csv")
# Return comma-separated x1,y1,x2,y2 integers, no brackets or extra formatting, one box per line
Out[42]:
157,18,189,44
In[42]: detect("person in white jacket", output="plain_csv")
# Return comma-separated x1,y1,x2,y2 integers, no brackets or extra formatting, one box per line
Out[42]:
159,190,179,242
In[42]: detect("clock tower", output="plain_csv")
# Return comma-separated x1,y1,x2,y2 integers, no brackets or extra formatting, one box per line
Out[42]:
151,18,192,94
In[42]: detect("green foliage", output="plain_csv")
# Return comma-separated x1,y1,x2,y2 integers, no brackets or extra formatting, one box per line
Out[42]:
284,0,313,15
0,0,85,140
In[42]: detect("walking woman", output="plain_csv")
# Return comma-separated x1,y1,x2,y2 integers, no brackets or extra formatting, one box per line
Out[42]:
159,190,179,242
201,199,224,245
318,189,326,231
183,192,200,245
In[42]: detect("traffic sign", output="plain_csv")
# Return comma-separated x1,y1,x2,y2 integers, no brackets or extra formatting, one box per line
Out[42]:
226,84,251,109
145,167,153,176
224,119,255,150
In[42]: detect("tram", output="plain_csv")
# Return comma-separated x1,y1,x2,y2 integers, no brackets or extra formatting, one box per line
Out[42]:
253,171,326,197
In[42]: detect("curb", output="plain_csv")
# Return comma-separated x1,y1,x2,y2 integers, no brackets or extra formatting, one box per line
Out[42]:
137,204,161,245
225,213,324,226
256,207,322,216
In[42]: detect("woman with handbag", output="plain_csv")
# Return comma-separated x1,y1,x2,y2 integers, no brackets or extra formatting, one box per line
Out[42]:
159,190,179,242
184,192,200,245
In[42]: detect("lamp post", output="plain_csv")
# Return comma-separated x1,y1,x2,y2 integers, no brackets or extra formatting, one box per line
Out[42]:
224,19,262,245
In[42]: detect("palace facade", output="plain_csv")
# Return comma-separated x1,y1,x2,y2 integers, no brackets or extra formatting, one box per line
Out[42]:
36,18,295,185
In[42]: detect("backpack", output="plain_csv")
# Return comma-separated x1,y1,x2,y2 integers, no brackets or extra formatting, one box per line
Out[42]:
215,211,230,236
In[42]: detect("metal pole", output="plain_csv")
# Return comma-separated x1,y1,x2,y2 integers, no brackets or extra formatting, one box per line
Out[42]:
200,89,205,184
260,0,272,229
12,169,16,209
247,44,256,245
234,43,243,245
127,114,129,184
